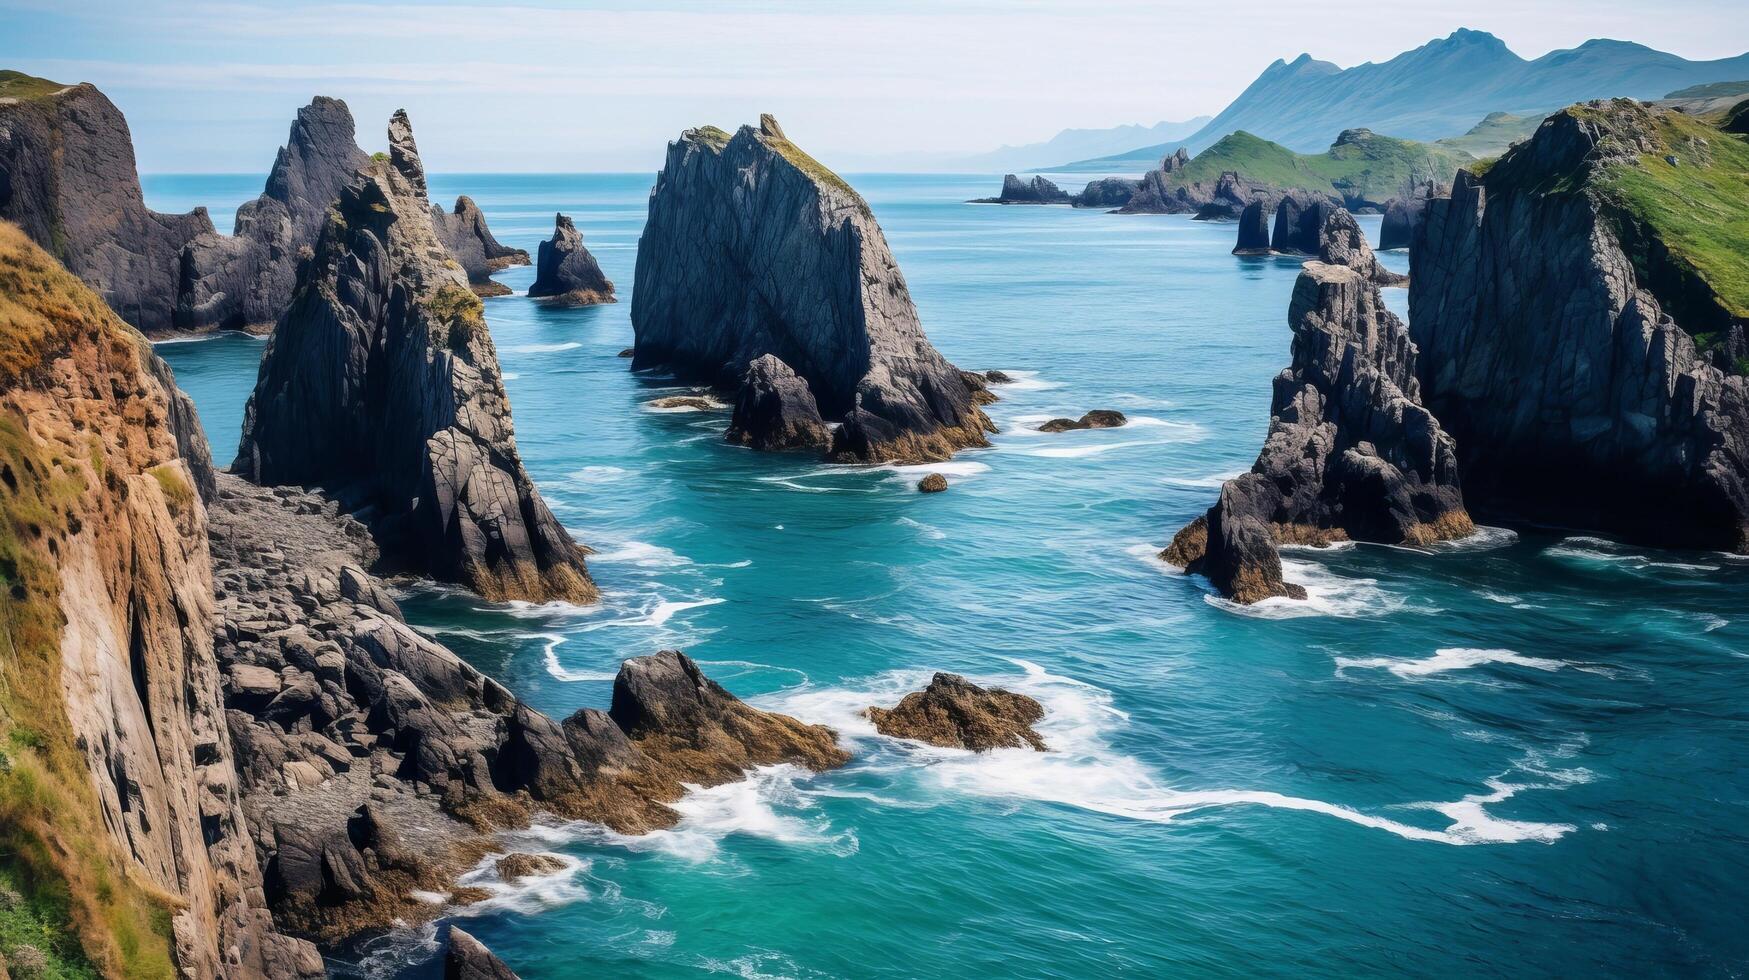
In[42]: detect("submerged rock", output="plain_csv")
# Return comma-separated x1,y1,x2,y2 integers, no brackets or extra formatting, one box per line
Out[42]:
632,114,992,463
917,473,949,493
445,926,520,980
527,213,615,305
0,73,215,335
175,97,371,333
433,196,531,297
726,353,832,451
866,673,1046,751
233,110,596,604
984,370,1014,384
1165,261,1471,602
1038,410,1127,432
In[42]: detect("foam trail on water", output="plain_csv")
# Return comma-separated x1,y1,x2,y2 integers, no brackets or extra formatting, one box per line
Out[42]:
1163,468,1246,489
1335,647,1608,679
506,341,581,353
532,633,616,682
1206,558,1425,619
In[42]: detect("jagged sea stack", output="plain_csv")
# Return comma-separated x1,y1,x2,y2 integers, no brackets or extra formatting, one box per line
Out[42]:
1233,200,1271,254
233,110,596,603
0,72,214,335
1412,99,1749,552
528,212,615,305
632,114,993,463
432,195,531,297
1316,206,1408,286
1164,261,1472,602
176,96,372,332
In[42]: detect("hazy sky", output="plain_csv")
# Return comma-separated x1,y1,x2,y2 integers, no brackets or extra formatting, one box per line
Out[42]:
5,0,1747,173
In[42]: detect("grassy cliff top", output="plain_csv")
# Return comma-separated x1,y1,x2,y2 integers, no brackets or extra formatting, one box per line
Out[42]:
0,70,68,101
1164,128,1472,202
0,223,129,385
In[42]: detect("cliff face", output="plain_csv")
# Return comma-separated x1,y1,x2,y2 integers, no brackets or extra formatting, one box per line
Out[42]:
527,212,614,305
1412,100,1749,551
233,111,596,604
0,221,319,978
432,195,531,297
1379,181,1445,251
1165,261,1471,602
176,97,371,332
632,115,992,463
0,74,214,335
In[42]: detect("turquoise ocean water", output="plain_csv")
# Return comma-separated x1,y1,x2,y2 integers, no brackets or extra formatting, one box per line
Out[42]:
148,173,1749,979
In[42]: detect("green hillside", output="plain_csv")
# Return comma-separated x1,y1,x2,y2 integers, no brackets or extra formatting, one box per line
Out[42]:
1664,80,1749,100
1436,111,1546,158
1160,128,1473,206
0,71,66,101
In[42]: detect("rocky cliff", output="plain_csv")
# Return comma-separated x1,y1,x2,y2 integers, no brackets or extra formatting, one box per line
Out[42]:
970,174,1071,204
1379,181,1445,250
233,110,596,604
1073,177,1140,208
0,220,319,978
433,196,531,298
527,212,614,305
1165,261,1471,602
1412,99,1749,551
0,73,214,336
631,115,993,463
175,97,371,333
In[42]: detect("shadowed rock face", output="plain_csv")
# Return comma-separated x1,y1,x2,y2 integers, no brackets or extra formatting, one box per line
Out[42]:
175,97,371,333
432,196,531,297
632,115,992,463
1120,147,1286,218
527,212,614,305
0,77,215,334
232,110,595,604
1316,206,1408,286
1073,176,1139,208
1271,194,1336,254
1379,181,1445,251
866,673,1046,751
445,926,519,980
1234,200,1271,253
726,353,832,451
1412,100,1749,552
1165,261,1471,602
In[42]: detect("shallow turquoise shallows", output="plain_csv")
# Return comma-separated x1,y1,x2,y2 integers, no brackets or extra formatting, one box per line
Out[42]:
150,173,1749,980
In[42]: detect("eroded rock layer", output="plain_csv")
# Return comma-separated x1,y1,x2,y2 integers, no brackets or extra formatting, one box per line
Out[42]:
232,111,595,604
631,115,991,463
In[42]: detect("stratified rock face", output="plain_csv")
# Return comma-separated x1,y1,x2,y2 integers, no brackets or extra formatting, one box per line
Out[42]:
1412,100,1749,551
445,927,520,980
1165,261,1471,602
232,110,596,604
1271,194,1336,253
726,353,832,451
432,196,531,297
865,673,1046,752
1317,206,1408,286
0,222,319,978
0,76,215,335
632,115,992,463
1073,176,1139,208
527,212,614,305
1379,182,1444,251
176,97,371,333
1234,200,1271,253
974,173,1071,204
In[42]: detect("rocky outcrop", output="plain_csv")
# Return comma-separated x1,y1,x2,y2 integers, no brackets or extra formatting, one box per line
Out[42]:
1073,177,1140,208
1270,194,1335,254
0,221,320,977
1379,181,1445,251
1119,146,1286,218
0,74,214,335
1164,261,1472,602
175,97,371,333
971,174,1072,204
918,473,948,493
1037,410,1127,432
632,115,993,463
527,213,614,305
232,110,595,604
1233,200,1271,253
866,673,1046,752
1316,206,1408,287
432,196,531,298
725,353,832,451
445,927,519,980
1411,99,1749,552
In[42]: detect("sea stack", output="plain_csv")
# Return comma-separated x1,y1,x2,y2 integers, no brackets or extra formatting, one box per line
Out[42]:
1317,206,1407,286
432,195,532,297
1233,200,1272,253
0,72,214,335
1411,99,1749,552
232,110,596,604
1270,194,1335,254
1164,261,1471,602
175,96,372,333
527,212,615,305
632,114,993,463
973,173,1073,204
726,353,833,451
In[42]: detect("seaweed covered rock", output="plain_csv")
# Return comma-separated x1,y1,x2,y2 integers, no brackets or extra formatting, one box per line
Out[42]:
1164,261,1471,602
527,212,614,305
725,353,832,451
433,196,531,297
232,110,595,604
632,114,992,463
866,673,1046,751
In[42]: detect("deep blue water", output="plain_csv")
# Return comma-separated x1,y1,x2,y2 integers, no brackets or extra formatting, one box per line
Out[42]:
150,173,1749,979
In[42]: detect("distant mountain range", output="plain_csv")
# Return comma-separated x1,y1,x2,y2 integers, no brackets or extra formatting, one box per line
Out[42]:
915,117,1211,173
1049,29,1749,172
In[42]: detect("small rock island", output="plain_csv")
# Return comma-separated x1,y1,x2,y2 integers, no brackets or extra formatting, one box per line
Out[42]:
867,673,1047,751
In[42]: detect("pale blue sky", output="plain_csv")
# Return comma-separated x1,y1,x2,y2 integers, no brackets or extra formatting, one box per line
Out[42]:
4,0,1746,173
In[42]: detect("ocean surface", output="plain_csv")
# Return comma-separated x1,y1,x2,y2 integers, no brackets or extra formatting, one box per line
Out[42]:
148,173,1749,979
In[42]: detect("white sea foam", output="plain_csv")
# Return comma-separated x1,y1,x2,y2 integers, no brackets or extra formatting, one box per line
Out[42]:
450,848,591,915
1545,536,1719,572
1433,525,1519,552
1023,438,1170,459
1163,468,1246,489
989,369,1059,391
896,516,947,540
531,633,616,682
501,371,520,381
1335,647,1578,679
590,539,693,568
506,341,581,354
567,465,627,484
1207,557,1422,619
